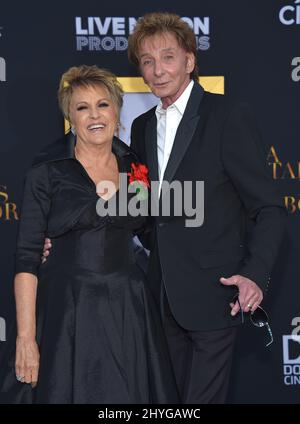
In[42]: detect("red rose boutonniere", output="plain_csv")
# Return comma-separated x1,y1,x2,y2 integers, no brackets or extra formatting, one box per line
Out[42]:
127,163,150,200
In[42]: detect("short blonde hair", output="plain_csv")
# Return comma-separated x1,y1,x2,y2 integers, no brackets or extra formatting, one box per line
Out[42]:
58,65,123,121
128,12,198,82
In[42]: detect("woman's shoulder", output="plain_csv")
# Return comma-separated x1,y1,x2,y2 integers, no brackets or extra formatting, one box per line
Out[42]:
31,132,75,168
22,133,74,188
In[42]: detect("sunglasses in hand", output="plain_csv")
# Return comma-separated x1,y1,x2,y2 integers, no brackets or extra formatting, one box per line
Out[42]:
231,294,273,347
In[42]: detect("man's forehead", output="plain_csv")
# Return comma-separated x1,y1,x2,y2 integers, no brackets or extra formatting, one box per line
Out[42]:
139,32,180,53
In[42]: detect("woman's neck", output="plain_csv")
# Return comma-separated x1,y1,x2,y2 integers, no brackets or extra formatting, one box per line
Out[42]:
75,141,113,168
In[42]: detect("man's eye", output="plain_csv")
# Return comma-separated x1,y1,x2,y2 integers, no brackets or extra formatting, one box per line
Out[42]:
142,60,152,66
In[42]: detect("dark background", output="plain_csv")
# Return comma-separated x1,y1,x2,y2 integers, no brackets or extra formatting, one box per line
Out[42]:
0,0,299,403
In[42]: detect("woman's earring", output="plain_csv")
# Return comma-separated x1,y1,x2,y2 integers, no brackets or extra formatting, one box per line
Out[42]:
115,122,120,136
71,126,76,135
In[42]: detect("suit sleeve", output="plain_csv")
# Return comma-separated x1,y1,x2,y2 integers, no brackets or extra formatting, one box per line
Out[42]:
221,102,287,290
15,164,51,276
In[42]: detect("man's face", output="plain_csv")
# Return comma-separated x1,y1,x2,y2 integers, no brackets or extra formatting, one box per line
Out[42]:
138,31,195,108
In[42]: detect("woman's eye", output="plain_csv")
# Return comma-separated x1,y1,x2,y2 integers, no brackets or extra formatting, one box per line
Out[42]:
99,102,109,108
77,106,87,111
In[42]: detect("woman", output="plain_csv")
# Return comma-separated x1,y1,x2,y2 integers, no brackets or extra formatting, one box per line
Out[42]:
0,65,178,403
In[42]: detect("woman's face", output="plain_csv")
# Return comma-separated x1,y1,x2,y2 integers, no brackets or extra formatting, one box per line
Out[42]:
69,84,118,148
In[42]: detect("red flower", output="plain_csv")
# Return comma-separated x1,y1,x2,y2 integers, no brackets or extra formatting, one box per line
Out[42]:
128,163,150,188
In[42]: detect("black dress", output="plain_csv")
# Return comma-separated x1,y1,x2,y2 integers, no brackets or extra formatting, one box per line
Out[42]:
0,133,178,404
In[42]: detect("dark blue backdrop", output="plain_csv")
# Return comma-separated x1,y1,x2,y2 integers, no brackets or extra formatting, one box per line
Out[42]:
0,0,299,403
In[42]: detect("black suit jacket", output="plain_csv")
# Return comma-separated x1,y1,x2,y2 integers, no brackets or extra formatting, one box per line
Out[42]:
130,82,286,331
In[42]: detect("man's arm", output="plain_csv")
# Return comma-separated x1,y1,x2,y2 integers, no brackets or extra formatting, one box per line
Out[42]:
220,102,286,313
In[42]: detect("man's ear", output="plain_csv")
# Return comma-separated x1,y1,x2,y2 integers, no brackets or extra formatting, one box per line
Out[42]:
186,53,196,74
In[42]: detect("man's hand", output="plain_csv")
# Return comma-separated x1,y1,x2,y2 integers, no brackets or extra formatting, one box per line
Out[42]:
220,275,263,316
41,238,52,263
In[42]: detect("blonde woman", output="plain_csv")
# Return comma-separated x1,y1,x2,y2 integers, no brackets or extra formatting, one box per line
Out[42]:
0,65,178,404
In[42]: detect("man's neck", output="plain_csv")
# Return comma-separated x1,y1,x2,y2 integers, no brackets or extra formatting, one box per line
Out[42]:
161,79,192,109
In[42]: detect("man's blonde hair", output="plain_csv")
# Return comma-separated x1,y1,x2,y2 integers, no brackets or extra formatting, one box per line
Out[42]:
128,12,198,81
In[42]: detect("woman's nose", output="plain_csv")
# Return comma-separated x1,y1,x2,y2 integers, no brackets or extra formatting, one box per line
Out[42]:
89,107,100,119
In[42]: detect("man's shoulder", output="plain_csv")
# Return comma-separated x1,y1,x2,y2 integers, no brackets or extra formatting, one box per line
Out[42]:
203,90,231,109
204,89,252,109
202,90,254,124
132,105,156,127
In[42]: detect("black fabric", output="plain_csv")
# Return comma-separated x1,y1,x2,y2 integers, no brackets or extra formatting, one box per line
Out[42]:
130,83,287,331
0,135,178,404
160,286,237,404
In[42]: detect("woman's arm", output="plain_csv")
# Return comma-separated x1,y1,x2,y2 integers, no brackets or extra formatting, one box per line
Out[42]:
14,163,51,386
14,272,39,386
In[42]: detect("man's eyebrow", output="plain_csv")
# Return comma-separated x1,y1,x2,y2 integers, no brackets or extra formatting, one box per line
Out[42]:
140,48,176,58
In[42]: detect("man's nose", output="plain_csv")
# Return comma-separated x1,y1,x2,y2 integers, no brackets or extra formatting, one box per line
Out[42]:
154,61,164,77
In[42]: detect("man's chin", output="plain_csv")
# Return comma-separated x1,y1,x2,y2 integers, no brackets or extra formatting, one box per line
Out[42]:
152,85,170,98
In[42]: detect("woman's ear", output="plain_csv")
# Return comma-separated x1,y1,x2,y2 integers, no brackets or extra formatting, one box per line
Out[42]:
70,124,76,135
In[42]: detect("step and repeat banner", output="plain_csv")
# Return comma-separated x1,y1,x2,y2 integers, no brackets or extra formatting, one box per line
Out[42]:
0,1,299,403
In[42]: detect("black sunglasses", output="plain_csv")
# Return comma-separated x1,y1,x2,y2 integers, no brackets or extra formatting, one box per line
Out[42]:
231,294,273,347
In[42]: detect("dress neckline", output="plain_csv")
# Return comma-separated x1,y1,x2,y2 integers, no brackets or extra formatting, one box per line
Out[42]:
74,151,123,201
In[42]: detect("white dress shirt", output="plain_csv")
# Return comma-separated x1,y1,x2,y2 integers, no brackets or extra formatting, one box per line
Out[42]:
155,80,194,194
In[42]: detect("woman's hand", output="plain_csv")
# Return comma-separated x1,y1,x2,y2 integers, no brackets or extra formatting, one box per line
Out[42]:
15,336,40,387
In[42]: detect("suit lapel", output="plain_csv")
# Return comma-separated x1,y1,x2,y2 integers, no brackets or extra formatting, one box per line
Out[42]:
163,83,204,184
145,113,159,182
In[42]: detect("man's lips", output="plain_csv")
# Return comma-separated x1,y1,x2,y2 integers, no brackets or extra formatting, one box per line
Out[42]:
153,81,169,88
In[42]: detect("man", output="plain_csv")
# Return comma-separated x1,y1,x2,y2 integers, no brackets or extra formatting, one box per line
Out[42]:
127,12,286,403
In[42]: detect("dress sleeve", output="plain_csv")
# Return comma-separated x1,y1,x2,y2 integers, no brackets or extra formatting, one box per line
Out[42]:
15,164,51,276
